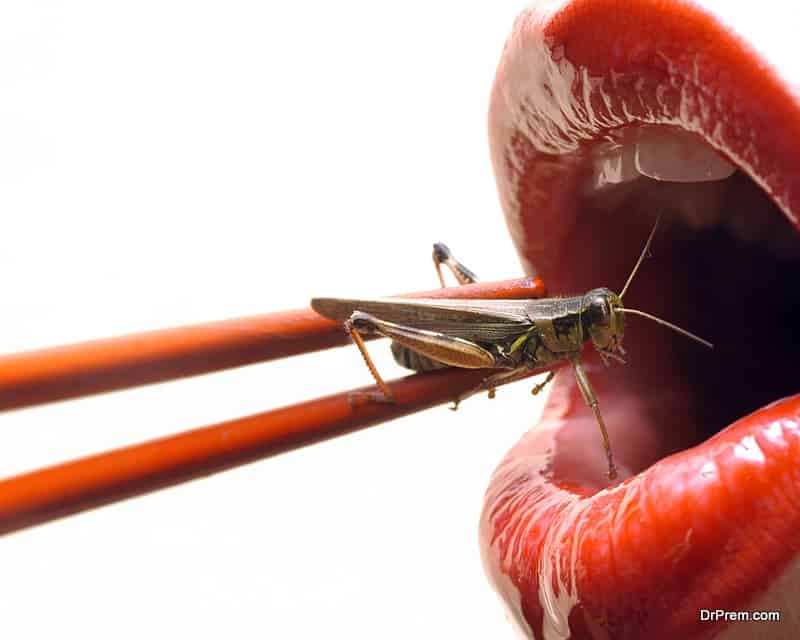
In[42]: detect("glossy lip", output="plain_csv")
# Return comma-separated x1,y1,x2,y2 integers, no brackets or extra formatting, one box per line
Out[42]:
480,2,800,639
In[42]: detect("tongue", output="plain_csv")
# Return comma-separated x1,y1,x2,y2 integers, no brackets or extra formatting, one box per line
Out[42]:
542,354,694,490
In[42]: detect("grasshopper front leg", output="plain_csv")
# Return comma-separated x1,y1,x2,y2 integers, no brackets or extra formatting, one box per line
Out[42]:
345,311,500,403
570,355,618,480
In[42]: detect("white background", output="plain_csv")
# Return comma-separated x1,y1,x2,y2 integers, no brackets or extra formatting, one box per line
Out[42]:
0,2,549,638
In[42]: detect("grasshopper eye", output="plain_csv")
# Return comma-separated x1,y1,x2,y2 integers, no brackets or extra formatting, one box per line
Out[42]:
585,295,611,328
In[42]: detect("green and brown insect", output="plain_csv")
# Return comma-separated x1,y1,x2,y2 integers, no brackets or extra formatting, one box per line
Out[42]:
311,217,711,480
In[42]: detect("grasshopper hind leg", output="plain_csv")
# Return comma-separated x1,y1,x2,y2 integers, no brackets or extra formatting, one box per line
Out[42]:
346,310,499,404
344,313,396,403
390,242,482,372
432,242,479,287
350,243,490,403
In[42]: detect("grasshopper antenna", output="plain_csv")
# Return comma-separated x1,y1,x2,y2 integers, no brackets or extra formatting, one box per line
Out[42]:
623,308,714,349
618,214,713,349
620,214,661,300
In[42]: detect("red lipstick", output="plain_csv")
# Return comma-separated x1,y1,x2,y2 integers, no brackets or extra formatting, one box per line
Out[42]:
481,2,800,638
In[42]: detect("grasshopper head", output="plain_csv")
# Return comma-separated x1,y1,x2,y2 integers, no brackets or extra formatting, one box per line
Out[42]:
581,288,625,354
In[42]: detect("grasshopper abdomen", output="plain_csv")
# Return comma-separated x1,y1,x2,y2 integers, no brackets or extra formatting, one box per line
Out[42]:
390,341,448,372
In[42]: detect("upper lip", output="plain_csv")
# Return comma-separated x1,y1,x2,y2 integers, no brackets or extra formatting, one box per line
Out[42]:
480,2,800,639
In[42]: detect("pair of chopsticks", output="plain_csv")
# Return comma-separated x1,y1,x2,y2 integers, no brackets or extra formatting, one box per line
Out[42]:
0,276,545,535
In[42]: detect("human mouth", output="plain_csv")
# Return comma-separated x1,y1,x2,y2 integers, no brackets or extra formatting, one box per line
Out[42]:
480,2,800,639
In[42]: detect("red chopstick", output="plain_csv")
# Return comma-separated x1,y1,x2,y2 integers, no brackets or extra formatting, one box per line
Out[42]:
0,367,522,535
0,275,546,535
0,277,544,411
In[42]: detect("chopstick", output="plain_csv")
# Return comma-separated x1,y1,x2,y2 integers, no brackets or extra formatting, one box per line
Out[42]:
0,276,544,411
0,275,546,535
0,367,517,535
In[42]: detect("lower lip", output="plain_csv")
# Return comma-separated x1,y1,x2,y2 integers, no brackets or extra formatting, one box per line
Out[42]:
482,379,800,639
480,2,800,638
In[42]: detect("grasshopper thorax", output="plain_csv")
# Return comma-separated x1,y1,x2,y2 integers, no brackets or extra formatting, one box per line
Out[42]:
580,288,625,353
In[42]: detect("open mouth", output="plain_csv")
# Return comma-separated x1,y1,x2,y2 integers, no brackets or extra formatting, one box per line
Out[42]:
479,2,800,639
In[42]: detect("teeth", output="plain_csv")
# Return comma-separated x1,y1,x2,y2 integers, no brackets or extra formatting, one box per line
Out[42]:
592,141,638,188
588,125,798,259
591,125,736,191
634,126,736,183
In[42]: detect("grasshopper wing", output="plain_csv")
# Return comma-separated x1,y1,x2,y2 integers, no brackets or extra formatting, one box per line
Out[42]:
311,297,534,342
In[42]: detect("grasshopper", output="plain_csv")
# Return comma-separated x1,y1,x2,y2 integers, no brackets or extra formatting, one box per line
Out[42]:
311,217,712,479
